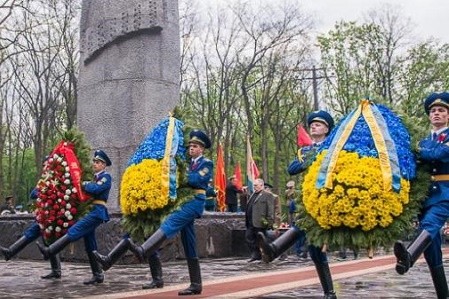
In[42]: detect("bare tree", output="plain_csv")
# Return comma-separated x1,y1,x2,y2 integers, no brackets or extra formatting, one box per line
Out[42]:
0,0,80,200
180,0,314,190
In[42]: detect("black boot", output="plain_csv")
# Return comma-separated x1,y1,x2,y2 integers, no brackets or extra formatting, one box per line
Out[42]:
430,265,449,299
142,254,164,289
36,235,71,260
394,230,431,275
93,238,130,271
315,261,337,299
41,254,61,279
1,236,33,261
257,228,301,263
178,258,202,296
83,251,104,285
129,229,166,262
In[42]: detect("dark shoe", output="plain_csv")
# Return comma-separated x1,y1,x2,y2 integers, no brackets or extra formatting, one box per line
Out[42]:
278,253,288,261
178,284,202,295
324,292,337,299
1,236,32,261
247,254,262,263
142,253,164,289
93,238,131,271
84,251,104,285
394,230,431,275
394,241,410,275
41,271,61,279
83,274,104,285
142,280,164,289
37,235,71,260
41,255,61,279
178,258,202,295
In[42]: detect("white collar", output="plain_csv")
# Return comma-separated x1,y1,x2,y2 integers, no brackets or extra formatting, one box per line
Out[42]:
192,156,203,163
432,127,448,135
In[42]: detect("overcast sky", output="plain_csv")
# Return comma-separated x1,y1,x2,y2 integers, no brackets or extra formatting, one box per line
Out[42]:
200,0,448,44
301,0,448,43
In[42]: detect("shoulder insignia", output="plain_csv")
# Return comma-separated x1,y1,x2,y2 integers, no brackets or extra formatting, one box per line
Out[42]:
199,167,210,176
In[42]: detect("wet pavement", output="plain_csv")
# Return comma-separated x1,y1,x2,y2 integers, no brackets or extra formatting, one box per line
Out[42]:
0,247,448,298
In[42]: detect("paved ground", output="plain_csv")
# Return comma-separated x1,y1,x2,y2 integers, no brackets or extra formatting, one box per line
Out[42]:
0,246,448,298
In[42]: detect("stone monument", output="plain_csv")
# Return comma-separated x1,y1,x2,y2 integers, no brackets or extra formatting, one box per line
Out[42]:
77,0,180,209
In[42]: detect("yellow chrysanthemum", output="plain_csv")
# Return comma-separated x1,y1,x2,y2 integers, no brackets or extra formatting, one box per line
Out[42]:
120,159,170,215
302,150,410,231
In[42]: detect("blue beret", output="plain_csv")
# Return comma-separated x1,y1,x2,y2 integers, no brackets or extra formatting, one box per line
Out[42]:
307,110,334,132
93,149,112,166
424,92,449,114
189,130,211,149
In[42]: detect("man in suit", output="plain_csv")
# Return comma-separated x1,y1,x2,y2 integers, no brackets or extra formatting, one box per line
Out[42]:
245,178,274,262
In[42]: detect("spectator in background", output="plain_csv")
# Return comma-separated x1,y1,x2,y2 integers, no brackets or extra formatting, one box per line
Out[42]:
285,181,296,225
225,175,242,212
245,178,274,262
205,181,217,212
0,196,16,215
239,186,249,212
285,180,308,259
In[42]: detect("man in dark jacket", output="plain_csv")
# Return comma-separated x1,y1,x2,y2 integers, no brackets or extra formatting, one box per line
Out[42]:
245,178,274,262
225,175,242,212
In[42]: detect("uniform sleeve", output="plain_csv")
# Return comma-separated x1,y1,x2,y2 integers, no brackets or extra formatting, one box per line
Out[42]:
419,139,449,162
83,173,112,196
30,188,39,200
288,146,319,175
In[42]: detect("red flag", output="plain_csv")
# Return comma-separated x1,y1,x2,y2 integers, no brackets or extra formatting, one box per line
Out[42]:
214,144,227,212
297,124,313,147
233,162,243,191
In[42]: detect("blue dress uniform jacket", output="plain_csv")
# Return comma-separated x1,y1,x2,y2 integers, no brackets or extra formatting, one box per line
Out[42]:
419,128,449,208
288,144,317,175
66,170,111,252
417,129,449,267
287,143,329,264
161,156,213,258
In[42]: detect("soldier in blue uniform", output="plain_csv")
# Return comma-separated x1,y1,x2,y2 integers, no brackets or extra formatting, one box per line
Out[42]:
258,110,338,299
0,188,62,279
394,92,449,298
37,149,112,285
127,129,213,296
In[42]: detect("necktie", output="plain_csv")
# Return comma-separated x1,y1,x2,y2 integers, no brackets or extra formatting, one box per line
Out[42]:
433,133,438,141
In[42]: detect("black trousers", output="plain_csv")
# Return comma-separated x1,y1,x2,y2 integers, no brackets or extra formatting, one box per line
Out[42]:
245,226,264,257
